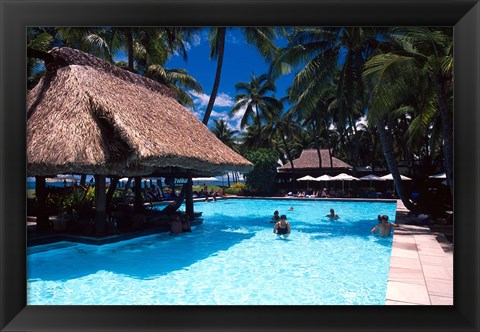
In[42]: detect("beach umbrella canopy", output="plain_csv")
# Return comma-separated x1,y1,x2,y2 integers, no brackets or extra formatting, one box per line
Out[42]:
297,175,318,181
429,173,446,179
380,173,411,181
359,174,385,189
296,175,318,189
315,175,332,181
330,173,359,181
380,173,411,192
330,173,358,192
359,174,384,181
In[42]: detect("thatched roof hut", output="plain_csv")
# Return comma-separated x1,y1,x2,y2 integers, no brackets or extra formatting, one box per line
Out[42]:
27,47,253,177
278,149,352,175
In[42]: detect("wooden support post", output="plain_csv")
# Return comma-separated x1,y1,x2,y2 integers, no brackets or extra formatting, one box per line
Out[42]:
186,177,194,221
134,176,143,213
35,176,49,232
95,174,107,235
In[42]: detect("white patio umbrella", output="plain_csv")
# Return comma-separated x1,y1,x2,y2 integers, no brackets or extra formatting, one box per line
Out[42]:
314,175,332,192
315,174,332,181
380,173,411,192
297,175,318,181
297,175,318,189
359,174,384,181
380,173,411,181
359,174,385,188
330,173,358,192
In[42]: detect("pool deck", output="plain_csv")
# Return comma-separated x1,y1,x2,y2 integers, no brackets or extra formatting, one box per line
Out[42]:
386,200,453,305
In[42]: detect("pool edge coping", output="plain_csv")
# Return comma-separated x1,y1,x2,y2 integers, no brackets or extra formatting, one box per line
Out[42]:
386,200,454,305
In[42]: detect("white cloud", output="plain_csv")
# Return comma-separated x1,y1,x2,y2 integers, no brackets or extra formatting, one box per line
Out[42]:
185,92,248,133
183,33,202,51
190,91,235,108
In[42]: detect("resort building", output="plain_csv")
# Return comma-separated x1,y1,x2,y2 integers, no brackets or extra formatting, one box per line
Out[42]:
276,149,351,189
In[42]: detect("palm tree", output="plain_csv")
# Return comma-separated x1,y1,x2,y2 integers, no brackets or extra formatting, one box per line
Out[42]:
202,27,279,126
363,27,453,205
239,123,271,151
230,73,283,146
270,27,392,172
211,119,239,187
211,119,239,149
264,111,303,191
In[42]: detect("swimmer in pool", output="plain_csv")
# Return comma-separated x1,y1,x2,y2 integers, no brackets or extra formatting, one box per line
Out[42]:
371,215,397,237
326,208,340,220
273,214,291,238
271,210,280,223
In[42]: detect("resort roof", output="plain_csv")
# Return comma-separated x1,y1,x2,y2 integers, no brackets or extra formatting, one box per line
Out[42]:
27,47,253,177
278,149,352,172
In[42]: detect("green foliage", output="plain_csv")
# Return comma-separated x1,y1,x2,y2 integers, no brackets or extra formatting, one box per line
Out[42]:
244,148,278,194
225,182,246,195
40,186,95,217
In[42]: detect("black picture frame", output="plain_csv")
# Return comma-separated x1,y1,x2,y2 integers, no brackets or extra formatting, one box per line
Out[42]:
1,0,478,331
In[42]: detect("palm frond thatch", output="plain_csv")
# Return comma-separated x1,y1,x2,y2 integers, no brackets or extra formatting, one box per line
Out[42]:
27,47,253,176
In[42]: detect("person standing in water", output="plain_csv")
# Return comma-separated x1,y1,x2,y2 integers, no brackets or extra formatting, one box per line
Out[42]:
273,214,291,238
371,215,397,236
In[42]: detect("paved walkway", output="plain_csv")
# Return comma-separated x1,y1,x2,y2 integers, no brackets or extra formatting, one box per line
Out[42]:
385,200,453,305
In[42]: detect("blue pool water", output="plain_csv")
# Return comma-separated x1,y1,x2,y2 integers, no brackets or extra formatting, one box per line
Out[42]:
27,198,397,305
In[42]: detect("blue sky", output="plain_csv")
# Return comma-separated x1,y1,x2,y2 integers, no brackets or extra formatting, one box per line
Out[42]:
165,28,295,131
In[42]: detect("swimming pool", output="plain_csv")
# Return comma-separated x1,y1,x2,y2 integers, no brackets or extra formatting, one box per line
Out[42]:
27,198,397,305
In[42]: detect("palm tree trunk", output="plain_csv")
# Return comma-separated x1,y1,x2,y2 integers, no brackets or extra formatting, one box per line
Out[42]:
328,148,334,168
126,28,134,72
377,119,417,211
161,183,187,214
350,116,360,176
433,75,453,194
312,122,323,169
80,174,87,187
202,27,226,126
227,173,231,187
280,130,296,192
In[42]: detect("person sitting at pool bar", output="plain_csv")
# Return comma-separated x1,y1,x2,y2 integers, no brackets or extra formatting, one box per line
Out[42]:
326,208,340,220
371,215,397,237
271,210,280,222
180,213,192,232
273,215,291,238
321,189,328,198
170,214,183,235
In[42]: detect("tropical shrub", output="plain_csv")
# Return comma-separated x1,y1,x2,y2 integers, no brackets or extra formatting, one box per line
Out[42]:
225,182,246,195
244,148,278,195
